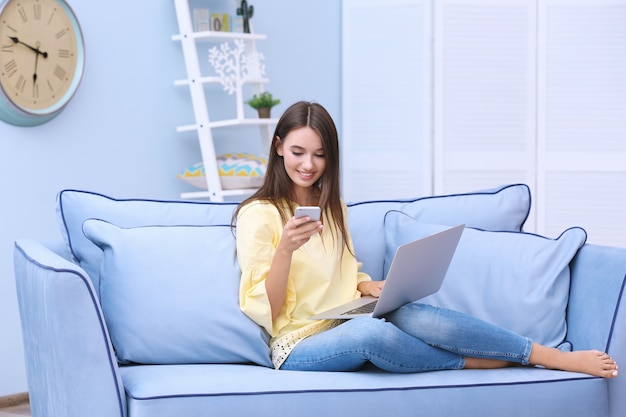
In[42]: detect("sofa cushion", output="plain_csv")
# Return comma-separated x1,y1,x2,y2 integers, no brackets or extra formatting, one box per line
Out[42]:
57,190,238,293
82,219,271,367
118,364,608,417
383,210,587,347
348,184,531,281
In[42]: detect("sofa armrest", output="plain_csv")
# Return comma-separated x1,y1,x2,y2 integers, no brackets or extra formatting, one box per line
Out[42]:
14,239,126,417
567,243,626,417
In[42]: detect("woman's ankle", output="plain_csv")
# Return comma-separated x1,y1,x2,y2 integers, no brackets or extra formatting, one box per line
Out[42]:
464,357,515,370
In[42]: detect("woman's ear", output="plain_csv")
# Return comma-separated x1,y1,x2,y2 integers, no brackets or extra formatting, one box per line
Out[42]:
275,136,283,156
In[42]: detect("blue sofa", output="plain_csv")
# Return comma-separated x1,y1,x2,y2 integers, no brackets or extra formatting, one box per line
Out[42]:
13,185,626,417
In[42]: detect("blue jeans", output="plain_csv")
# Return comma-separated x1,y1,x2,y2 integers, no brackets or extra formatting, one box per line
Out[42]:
281,303,533,372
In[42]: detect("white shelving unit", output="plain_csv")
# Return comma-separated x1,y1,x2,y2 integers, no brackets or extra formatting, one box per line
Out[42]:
172,0,276,201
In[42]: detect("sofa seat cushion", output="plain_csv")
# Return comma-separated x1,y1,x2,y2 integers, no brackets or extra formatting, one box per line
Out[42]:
82,219,271,367
119,364,608,417
383,211,587,347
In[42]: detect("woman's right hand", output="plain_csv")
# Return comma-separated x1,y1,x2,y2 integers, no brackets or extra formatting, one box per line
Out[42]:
279,216,324,253
266,216,323,321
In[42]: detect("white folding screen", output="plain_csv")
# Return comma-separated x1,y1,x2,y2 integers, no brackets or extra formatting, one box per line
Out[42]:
433,0,538,229
342,0,626,247
342,0,432,202
537,0,626,247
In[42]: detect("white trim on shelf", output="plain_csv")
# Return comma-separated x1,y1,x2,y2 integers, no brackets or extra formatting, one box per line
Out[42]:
174,77,269,87
171,31,267,42
180,189,255,200
176,118,278,132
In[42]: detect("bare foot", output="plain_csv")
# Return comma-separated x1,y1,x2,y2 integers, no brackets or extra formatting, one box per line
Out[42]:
530,343,619,378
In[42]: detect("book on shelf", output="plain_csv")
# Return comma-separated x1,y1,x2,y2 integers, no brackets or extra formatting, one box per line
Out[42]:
232,16,244,33
192,8,210,32
211,13,230,32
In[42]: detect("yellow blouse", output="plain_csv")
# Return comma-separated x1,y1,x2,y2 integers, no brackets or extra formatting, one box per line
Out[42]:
236,200,371,369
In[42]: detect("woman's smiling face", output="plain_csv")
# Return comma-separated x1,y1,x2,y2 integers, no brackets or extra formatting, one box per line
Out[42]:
277,126,326,196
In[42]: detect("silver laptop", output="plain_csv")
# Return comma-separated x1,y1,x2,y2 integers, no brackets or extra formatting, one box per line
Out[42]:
310,224,464,320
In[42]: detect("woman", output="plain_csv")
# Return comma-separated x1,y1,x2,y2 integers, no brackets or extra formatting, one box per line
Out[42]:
234,101,618,377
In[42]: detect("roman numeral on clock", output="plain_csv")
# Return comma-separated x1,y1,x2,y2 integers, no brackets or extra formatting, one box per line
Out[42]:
15,74,26,92
47,10,56,25
54,65,66,80
34,4,42,20
4,59,18,77
18,7,27,22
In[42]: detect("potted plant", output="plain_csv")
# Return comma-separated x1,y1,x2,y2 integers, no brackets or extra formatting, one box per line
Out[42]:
246,92,280,118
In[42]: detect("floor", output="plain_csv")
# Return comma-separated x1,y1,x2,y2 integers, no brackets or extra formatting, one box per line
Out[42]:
0,403,30,417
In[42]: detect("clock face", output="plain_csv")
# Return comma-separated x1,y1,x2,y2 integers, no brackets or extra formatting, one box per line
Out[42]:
0,0,83,116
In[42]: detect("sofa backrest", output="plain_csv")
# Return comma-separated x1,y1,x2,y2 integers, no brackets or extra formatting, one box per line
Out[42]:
347,183,531,280
57,184,530,292
57,190,238,293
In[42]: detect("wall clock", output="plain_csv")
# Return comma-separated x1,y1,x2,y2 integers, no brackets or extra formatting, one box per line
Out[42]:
0,0,84,126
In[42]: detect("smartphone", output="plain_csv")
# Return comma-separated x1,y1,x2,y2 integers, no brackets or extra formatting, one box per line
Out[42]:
295,206,321,222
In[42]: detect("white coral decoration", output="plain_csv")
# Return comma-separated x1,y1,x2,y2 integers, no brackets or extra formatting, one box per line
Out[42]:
208,39,265,95
242,50,265,80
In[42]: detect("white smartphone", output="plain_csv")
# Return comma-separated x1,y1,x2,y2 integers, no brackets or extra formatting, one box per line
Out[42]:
295,206,321,222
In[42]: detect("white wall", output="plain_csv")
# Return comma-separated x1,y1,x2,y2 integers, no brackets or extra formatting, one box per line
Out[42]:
0,0,341,396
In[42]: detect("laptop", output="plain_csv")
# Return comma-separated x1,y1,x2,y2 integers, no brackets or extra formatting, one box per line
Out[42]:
310,224,464,320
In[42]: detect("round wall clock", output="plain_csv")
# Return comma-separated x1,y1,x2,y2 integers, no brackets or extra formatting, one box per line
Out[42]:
0,0,84,126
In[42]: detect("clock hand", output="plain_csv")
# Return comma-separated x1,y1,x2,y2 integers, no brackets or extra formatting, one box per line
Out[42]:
34,53,40,84
9,36,48,58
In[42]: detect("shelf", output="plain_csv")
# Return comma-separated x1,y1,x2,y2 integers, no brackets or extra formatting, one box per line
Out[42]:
174,77,269,87
172,31,267,42
180,188,256,200
177,118,278,132
173,0,272,201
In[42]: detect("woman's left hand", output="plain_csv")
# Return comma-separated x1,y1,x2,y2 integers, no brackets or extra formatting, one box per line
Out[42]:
357,280,385,298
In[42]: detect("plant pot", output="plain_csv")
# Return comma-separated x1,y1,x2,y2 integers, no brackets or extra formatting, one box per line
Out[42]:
257,107,271,118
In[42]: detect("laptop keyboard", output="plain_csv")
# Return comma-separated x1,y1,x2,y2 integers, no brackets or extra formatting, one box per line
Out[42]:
341,300,377,315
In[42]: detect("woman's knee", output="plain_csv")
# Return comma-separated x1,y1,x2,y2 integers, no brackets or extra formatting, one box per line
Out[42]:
385,303,453,340
338,318,405,348
387,302,437,325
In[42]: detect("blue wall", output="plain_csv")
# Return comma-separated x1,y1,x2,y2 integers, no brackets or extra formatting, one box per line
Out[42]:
0,0,341,396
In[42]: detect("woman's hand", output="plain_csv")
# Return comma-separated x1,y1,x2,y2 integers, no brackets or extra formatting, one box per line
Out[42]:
357,280,385,298
278,215,323,253
266,216,323,321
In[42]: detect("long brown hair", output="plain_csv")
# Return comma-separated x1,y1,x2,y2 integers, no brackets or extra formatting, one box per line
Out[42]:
233,101,351,251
